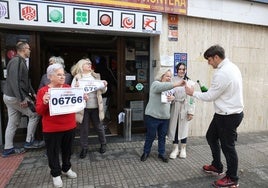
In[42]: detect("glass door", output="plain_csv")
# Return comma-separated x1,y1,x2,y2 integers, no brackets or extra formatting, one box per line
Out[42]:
123,37,150,133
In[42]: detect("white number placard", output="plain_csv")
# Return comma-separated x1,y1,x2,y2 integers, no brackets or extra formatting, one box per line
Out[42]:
49,88,85,116
77,80,105,94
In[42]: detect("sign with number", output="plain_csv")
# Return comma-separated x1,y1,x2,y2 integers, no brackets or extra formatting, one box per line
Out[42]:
49,88,85,116
76,80,105,94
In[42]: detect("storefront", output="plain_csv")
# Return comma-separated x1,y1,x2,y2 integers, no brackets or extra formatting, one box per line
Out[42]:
0,0,187,142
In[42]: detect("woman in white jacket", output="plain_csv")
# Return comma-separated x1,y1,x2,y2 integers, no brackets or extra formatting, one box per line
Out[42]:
71,58,108,159
168,63,195,159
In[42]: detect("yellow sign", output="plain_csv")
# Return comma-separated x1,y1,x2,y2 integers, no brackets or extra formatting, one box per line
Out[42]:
48,0,187,15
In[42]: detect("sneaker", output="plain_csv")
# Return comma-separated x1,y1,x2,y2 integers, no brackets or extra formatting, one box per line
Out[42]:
2,147,26,158
24,140,45,149
214,176,238,187
62,169,77,179
52,176,63,188
203,164,223,175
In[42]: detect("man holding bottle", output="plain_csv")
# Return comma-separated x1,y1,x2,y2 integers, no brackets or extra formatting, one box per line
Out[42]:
185,45,244,188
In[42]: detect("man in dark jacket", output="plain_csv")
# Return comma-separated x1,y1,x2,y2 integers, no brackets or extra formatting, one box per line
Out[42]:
2,41,44,157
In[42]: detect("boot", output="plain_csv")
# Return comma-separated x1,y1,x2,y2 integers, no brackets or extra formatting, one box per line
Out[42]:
179,144,186,158
169,144,179,159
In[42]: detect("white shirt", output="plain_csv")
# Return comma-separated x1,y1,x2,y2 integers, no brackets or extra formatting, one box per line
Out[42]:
193,58,244,115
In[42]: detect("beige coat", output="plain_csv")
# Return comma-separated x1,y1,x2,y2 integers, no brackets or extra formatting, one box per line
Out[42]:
167,85,195,141
73,72,107,123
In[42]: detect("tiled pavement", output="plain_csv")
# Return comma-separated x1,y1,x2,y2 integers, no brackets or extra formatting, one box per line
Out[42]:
2,131,268,188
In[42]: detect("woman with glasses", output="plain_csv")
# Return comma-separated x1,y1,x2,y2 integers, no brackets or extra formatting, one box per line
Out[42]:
168,62,195,159
36,63,78,188
71,58,108,159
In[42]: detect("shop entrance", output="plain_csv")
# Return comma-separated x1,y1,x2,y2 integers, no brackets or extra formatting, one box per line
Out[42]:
40,32,119,136
0,30,150,142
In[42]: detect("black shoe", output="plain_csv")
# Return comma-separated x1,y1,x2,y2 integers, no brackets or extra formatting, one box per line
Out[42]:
158,154,169,163
79,149,88,159
100,144,106,154
140,153,149,162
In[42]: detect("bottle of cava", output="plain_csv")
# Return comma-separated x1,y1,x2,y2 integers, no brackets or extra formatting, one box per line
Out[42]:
197,80,208,92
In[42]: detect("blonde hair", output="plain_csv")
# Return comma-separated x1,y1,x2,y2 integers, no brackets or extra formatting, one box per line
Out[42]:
71,58,92,77
155,68,172,81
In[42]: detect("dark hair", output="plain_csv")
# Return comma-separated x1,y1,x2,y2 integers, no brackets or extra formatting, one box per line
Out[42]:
204,45,225,60
175,62,189,80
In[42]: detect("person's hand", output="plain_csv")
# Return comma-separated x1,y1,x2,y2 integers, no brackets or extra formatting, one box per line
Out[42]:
185,85,194,96
167,95,175,102
43,92,50,105
20,99,28,108
187,114,193,121
83,93,89,101
103,80,108,87
174,80,186,87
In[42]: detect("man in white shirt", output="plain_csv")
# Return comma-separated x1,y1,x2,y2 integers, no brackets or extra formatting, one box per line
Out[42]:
185,45,244,188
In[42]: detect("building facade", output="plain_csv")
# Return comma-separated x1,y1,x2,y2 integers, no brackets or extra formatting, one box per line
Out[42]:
0,0,267,144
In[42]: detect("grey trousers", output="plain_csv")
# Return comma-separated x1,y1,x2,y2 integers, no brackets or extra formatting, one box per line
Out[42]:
3,95,40,149
79,108,106,149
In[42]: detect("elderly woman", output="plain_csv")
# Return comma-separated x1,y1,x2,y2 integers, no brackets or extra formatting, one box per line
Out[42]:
38,56,72,89
71,58,108,159
140,68,185,163
36,63,77,188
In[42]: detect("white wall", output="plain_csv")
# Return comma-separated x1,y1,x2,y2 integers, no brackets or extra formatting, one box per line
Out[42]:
188,0,268,26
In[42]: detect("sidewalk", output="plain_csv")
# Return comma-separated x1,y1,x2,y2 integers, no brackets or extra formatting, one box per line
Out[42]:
2,131,268,188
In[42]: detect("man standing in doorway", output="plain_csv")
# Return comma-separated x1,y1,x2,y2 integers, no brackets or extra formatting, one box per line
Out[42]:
185,45,244,187
2,41,44,158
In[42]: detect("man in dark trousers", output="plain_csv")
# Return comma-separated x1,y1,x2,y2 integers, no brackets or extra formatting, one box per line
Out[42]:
2,41,44,157
185,45,244,187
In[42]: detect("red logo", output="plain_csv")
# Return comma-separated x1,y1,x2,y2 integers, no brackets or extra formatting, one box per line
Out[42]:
21,6,36,21
122,17,134,28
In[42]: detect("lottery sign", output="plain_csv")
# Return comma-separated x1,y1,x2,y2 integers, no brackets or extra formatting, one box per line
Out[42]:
49,87,85,116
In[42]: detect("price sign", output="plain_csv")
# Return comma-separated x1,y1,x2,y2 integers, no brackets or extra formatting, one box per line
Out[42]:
49,88,85,116
76,80,105,94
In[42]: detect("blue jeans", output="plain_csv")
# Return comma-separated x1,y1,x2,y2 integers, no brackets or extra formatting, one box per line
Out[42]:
143,115,169,156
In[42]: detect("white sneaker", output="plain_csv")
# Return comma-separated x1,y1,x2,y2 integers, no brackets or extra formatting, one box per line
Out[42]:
52,176,63,188
62,169,77,179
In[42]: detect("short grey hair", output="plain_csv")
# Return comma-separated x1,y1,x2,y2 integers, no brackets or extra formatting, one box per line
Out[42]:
155,68,172,81
47,63,64,79
49,56,65,68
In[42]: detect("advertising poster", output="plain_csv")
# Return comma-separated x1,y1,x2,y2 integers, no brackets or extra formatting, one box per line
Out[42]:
174,53,187,76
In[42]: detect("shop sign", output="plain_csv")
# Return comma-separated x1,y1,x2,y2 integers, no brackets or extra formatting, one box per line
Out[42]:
0,0,162,35
46,0,187,15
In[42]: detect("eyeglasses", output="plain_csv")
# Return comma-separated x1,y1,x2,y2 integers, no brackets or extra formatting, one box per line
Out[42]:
24,47,31,50
55,74,66,77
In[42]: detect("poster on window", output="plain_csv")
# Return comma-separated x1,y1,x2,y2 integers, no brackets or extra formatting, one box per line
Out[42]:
174,53,187,76
130,101,144,121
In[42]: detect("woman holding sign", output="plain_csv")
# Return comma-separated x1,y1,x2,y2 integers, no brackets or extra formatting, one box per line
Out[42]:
36,63,78,188
71,58,108,159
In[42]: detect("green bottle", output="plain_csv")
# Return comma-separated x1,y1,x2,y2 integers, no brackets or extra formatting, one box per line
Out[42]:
197,80,208,92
